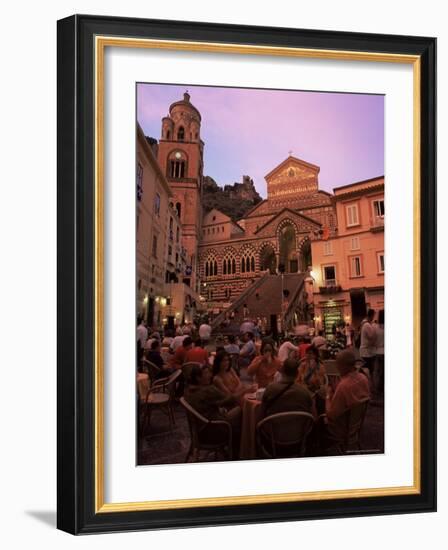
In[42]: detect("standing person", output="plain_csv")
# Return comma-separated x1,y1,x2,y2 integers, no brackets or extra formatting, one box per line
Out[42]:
375,310,385,395
198,317,212,343
243,303,249,318
247,342,281,388
359,309,377,379
136,317,148,365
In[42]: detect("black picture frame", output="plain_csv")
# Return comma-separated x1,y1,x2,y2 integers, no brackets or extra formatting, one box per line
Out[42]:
57,14,436,534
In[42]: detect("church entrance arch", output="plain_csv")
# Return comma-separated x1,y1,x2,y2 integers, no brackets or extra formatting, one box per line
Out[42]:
259,244,277,274
278,223,298,273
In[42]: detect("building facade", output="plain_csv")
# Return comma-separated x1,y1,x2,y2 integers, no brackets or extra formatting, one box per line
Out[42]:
310,176,385,335
136,125,173,326
198,155,337,311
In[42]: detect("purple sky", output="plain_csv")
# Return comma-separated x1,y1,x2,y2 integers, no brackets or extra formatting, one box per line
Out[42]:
137,83,384,197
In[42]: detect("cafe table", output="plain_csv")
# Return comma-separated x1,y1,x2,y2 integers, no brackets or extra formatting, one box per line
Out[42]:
240,393,263,459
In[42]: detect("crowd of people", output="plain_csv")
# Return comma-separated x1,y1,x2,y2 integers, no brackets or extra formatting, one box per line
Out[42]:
137,308,384,458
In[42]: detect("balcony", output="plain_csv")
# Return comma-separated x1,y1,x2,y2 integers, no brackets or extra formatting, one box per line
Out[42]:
370,215,384,232
319,280,342,294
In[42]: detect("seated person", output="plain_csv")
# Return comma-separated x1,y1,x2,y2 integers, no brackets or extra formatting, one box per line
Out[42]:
212,351,254,404
297,336,312,359
261,358,313,418
239,331,257,369
297,345,327,415
170,336,193,369
184,364,242,454
247,342,281,388
184,338,209,366
325,349,370,445
169,328,186,352
224,334,240,355
311,329,327,349
278,337,299,363
146,339,165,370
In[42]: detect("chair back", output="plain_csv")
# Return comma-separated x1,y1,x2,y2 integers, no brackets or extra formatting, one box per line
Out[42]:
141,359,162,385
179,397,209,449
343,398,370,449
182,362,202,383
256,411,314,458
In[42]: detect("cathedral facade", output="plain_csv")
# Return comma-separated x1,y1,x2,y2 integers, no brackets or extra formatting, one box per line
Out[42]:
198,155,337,311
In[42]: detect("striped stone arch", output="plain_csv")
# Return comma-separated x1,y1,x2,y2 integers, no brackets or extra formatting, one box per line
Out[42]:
258,240,278,274
275,217,301,241
257,240,278,255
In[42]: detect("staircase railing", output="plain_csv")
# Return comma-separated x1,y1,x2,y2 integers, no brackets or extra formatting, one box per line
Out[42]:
282,274,307,331
211,271,271,329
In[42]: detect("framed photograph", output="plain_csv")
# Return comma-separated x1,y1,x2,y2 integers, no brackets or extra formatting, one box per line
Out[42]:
57,14,436,534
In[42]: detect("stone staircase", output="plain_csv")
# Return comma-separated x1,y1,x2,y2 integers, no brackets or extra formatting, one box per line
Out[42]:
212,273,306,331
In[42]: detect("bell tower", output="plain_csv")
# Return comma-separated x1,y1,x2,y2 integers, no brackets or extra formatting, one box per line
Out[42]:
157,92,204,291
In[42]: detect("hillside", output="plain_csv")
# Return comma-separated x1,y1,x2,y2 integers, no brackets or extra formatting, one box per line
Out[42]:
202,175,262,221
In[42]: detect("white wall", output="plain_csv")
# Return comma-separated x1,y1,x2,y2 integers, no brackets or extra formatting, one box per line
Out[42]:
0,0,445,546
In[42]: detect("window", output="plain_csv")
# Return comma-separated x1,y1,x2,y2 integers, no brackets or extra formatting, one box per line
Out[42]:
377,252,385,273
373,199,385,218
170,160,185,178
350,236,360,250
346,203,359,227
175,202,181,218
323,241,333,256
177,126,185,141
350,256,363,277
323,265,336,285
168,245,172,257
152,235,158,258
154,193,161,216
136,162,143,202
176,227,180,242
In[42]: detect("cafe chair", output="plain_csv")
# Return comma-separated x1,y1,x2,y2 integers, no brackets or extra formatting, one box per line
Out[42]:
180,397,233,462
141,358,162,386
141,369,182,436
256,411,315,459
181,361,203,384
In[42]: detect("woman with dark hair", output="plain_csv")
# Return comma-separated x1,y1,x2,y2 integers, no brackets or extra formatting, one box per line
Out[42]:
212,351,254,402
297,345,327,414
247,342,281,388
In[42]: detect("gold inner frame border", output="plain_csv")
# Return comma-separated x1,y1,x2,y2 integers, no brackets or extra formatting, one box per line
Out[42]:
94,36,421,513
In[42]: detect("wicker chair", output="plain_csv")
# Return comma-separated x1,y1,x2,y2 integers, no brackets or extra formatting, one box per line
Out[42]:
180,397,233,462
141,369,182,435
256,411,315,459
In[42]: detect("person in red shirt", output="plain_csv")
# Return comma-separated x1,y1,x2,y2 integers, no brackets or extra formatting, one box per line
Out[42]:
324,349,370,447
170,336,193,369
184,338,209,366
297,336,312,359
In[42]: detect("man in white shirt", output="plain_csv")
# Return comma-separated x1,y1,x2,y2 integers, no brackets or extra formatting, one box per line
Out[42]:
136,319,148,363
199,318,212,342
278,338,299,363
359,309,377,379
